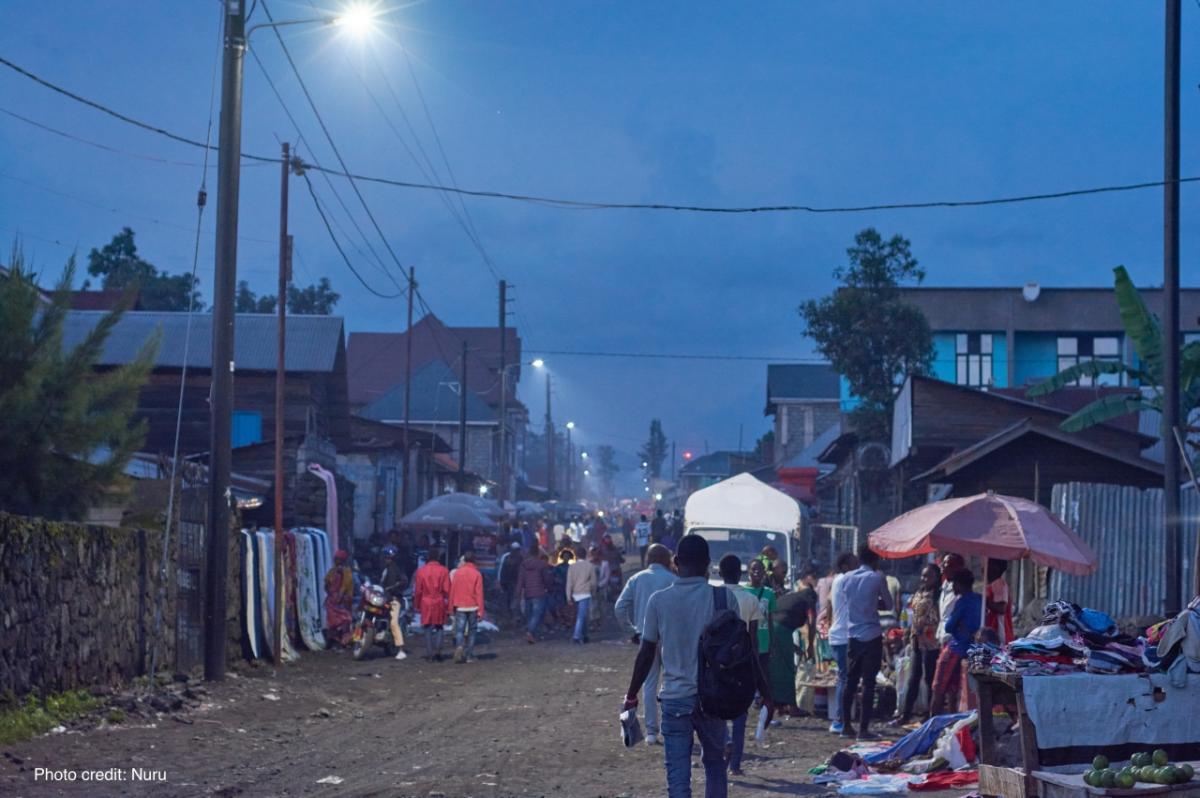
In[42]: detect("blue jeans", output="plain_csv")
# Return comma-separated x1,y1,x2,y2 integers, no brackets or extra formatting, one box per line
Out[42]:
726,712,747,771
830,643,848,723
524,596,547,635
662,695,727,798
454,610,478,658
572,596,591,641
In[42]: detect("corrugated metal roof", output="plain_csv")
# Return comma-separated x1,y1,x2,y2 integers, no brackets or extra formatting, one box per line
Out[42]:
765,364,840,411
358,359,496,423
63,310,344,373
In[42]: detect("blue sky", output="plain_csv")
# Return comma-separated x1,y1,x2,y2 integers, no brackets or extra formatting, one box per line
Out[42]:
2,2,1197,473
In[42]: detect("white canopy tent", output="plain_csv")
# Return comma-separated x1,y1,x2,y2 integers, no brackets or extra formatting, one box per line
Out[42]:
684,473,801,535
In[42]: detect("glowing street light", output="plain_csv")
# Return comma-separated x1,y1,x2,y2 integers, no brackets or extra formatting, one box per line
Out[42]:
333,2,377,35
479,485,489,496
583,469,590,477
641,461,649,468
566,421,575,430
581,451,589,459
654,493,663,501
531,358,545,368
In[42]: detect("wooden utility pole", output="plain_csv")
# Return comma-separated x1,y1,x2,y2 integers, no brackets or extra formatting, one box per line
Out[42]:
545,373,554,498
272,142,291,666
458,340,469,492
400,267,415,516
1163,0,1182,616
497,280,507,501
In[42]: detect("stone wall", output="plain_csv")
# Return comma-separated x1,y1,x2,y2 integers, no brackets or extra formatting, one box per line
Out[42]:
0,513,173,695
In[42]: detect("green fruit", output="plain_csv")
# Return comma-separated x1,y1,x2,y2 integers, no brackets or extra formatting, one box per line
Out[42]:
1140,752,1154,767
1120,766,1134,778
1133,752,1148,767
1118,773,1135,789
1182,763,1195,780
1156,767,1172,784
1082,770,1097,787
1101,770,1117,788
1093,755,1111,771
1153,749,1170,767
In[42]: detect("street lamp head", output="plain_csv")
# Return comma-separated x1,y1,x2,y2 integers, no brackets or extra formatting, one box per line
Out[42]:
580,451,588,459
641,461,648,468
334,3,377,35
654,493,663,501
583,469,590,476
478,484,488,496
531,358,545,368
566,421,575,430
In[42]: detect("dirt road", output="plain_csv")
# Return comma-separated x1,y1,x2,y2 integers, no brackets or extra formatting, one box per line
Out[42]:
2,616,965,798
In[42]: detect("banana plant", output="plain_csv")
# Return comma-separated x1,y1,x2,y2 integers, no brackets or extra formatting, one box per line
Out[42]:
1026,266,1200,461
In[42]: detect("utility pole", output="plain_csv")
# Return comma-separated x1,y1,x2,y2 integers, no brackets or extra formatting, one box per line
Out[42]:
205,0,246,682
566,424,574,501
545,373,554,498
400,267,415,516
497,280,507,502
671,440,676,481
272,142,291,667
458,340,469,493
1163,0,1182,616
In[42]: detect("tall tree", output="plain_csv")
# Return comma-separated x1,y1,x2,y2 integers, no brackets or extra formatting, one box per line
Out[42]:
753,430,775,462
86,227,203,311
595,444,620,500
799,228,934,440
235,280,277,313
287,277,340,315
638,419,669,479
0,245,158,519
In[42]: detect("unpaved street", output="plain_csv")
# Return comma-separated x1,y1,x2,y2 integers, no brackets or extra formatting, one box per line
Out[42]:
2,620,961,798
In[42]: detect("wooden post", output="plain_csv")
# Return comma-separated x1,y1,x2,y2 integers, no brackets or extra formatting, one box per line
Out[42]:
272,142,290,666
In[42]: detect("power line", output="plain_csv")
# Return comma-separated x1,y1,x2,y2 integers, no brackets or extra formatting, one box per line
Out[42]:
257,0,406,292
297,169,404,299
5,54,1197,217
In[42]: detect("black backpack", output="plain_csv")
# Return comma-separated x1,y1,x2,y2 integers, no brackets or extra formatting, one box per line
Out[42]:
697,587,758,720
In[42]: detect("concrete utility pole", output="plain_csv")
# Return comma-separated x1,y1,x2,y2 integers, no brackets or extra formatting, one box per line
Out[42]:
1163,0,1183,616
272,142,291,667
400,267,415,516
545,373,554,498
497,280,507,501
205,0,246,682
458,340,468,492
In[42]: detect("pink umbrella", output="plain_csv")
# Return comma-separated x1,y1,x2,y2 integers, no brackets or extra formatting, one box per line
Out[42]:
867,492,1098,576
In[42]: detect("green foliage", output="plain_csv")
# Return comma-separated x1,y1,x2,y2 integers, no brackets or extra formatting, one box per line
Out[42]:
287,277,340,315
753,430,774,461
638,419,669,479
0,690,103,745
0,244,159,519
234,277,339,315
86,227,203,311
799,228,934,439
235,280,277,313
1026,266,1200,464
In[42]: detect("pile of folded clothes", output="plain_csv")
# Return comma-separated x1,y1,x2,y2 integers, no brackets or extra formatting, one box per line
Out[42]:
977,600,1149,676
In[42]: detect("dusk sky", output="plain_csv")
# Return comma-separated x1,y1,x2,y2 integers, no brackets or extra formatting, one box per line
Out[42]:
2,2,1197,476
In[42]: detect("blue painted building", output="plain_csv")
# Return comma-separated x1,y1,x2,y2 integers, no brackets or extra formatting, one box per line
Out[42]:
838,282,1200,407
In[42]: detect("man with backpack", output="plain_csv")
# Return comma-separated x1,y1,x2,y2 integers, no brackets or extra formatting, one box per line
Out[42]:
717,554,770,777
623,535,769,798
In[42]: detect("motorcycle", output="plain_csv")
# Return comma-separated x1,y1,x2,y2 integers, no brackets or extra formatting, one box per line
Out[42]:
351,580,395,660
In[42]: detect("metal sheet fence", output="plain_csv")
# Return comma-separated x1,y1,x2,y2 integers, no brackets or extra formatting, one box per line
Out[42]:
1049,482,1199,619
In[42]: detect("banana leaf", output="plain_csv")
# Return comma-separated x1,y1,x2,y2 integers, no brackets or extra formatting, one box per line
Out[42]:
1026,359,1148,397
1181,340,1200,393
1114,265,1163,383
1059,392,1151,433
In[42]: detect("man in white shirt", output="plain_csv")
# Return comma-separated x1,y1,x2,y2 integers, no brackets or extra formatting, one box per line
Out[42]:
936,553,966,644
614,544,677,743
823,551,859,734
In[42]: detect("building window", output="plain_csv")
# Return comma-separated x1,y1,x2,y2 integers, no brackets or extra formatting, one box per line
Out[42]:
1056,336,1121,386
955,333,993,387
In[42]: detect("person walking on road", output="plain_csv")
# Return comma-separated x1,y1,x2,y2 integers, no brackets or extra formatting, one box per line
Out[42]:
822,551,858,734
565,546,597,644
623,535,750,798
614,543,677,744
650,509,667,547
516,546,553,644
635,514,652,566
718,554,768,777
836,545,894,741
498,541,523,616
449,550,485,664
745,558,777,742
413,549,451,662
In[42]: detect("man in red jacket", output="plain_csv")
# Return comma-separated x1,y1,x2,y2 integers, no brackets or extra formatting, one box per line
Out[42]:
450,550,486,663
413,549,451,662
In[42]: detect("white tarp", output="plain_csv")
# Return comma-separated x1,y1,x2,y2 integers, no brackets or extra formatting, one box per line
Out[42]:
684,473,801,535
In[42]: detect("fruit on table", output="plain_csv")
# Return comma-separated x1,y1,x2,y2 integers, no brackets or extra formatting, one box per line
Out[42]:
1117,772,1135,789
1093,755,1111,771
1153,749,1169,767
1182,763,1196,780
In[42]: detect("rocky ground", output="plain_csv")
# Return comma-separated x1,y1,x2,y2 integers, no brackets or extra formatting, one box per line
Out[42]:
1,612,968,798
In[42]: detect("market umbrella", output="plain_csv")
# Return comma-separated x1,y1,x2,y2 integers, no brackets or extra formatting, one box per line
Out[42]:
431,492,506,520
399,498,498,531
867,492,1098,576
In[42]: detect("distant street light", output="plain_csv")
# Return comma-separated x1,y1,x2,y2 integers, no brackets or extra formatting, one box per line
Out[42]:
641,461,649,468
566,421,575,430
654,493,663,501
583,469,590,477
479,485,489,496
581,451,588,459
531,358,545,368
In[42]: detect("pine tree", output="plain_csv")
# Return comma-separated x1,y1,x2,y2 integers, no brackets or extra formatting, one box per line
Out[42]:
0,245,159,519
